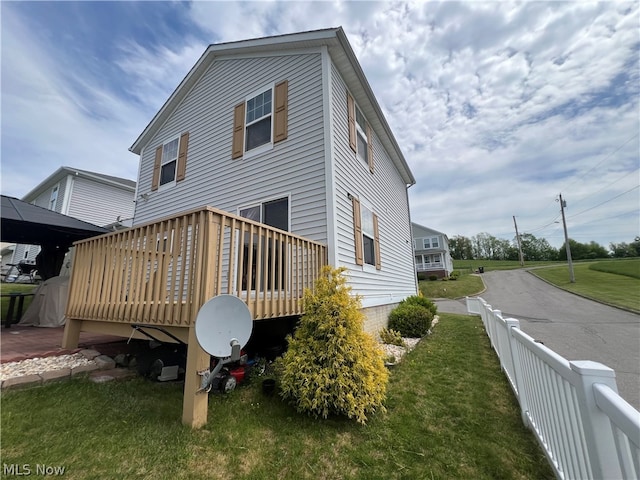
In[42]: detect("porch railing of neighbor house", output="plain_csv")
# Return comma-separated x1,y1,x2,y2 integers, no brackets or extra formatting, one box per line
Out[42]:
66,205,327,327
63,205,327,428
467,296,640,480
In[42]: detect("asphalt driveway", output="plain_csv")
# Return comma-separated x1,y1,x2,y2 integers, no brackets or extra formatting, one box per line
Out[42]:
436,269,640,410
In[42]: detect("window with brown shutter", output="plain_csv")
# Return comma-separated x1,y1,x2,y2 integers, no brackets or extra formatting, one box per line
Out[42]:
232,81,289,159
352,196,363,266
274,80,288,143
353,196,381,269
348,90,374,173
152,132,189,190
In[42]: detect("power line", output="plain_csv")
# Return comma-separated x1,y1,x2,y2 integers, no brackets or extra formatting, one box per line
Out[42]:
562,132,640,193
567,185,639,219
572,166,640,207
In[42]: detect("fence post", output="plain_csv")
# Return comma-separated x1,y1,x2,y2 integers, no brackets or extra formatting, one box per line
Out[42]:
571,360,622,480
504,317,529,428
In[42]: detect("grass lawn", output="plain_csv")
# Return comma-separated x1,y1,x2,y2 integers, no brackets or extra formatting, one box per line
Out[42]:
453,259,561,274
419,274,484,299
530,260,640,313
1,314,553,480
0,283,38,321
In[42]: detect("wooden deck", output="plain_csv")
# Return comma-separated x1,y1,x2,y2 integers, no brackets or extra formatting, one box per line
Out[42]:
62,205,327,426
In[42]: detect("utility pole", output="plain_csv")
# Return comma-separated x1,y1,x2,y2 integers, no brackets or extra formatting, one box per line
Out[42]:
513,215,524,266
558,193,575,283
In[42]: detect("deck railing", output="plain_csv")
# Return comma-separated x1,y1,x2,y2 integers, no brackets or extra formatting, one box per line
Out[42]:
66,206,327,327
467,296,640,480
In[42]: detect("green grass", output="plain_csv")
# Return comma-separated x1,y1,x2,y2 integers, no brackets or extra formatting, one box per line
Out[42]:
453,259,560,274
1,314,553,479
531,261,640,312
588,258,640,279
0,283,38,321
419,274,484,299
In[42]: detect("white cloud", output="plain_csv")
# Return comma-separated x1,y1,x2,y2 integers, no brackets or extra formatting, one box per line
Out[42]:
1,1,638,250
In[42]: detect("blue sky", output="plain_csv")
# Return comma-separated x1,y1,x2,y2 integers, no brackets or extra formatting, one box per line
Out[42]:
2,1,638,249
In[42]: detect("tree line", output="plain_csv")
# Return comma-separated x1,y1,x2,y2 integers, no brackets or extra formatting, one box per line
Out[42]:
448,233,640,261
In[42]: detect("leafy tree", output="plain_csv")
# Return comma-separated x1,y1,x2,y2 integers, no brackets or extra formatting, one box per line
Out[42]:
610,242,635,257
558,239,609,260
519,233,558,261
449,235,474,260
277,266,388,424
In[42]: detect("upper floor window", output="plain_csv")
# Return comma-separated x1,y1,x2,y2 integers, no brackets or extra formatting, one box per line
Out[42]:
160,137,179,187
232,81,288,159
347,91,374,173
422,237,440,249
49,185,59,211
245,87,273,152
152,132,189,191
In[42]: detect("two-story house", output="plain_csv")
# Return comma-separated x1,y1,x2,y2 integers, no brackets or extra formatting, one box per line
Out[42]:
412,223,454,278
62,27,418,427
128,26,417,330
10,167,136,275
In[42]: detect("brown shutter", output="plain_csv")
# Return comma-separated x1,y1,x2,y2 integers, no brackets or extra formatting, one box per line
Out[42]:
366,123,374,173
347,92,356,152
274,80,288,143
152,146,162,191
373,213,381,270
352,196,363,266
232,102,245,159
176,132,189,182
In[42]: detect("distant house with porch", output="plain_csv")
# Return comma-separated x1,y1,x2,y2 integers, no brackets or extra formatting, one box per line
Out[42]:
412,223,453,278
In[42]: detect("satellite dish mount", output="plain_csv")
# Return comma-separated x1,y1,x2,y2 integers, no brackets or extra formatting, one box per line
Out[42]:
194,295,253,394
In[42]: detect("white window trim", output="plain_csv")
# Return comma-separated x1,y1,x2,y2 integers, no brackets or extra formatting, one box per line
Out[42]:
243,83,275,159
158,135,180,192
49,184,59,211
359,198,377,273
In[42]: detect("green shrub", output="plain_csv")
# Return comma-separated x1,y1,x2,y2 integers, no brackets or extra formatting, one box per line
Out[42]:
277,266,388,424
400,295,438,316
449,270,460,280
379,328,405,347
429,275,438,281
388,303,433,338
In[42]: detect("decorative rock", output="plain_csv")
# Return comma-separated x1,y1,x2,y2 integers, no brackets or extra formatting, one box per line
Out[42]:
89,368,136,384
94,355,116,370
1,353,96,381
71,363,99,376
1,374,42,390
80,349,101,360
40,368,71,383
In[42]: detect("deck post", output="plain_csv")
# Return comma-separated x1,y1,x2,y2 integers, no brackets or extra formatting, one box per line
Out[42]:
182,326,210,428
62,318,82,349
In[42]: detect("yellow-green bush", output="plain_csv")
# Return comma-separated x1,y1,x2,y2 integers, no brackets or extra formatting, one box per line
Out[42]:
379,327,405,347
277,266,388,424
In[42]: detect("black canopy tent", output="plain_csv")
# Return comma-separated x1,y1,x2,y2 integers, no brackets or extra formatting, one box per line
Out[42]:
1,195,109,279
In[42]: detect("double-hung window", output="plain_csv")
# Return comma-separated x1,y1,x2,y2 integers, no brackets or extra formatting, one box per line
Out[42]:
352,196,381,269
245,87,273,152
152,132,189,191
347,91,374,173
49,185,59,211
160,137,179,187
232,80,288,159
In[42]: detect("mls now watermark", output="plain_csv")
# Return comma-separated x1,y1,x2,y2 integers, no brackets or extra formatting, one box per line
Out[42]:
3,464,66,476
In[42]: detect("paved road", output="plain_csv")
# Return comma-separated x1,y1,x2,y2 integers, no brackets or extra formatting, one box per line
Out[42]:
436,269,640,410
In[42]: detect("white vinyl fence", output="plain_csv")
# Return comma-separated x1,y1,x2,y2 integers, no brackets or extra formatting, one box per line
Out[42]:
467,296,640,480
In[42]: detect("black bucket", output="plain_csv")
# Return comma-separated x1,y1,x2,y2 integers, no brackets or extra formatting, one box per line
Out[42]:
262,379,276,396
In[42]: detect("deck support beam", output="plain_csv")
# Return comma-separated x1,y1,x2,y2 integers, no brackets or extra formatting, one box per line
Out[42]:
182,326,210,428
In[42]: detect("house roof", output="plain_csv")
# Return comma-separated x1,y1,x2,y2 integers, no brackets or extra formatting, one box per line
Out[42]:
1,195,108,247
130,27,415,185
412,222,449,240
22,166,136,202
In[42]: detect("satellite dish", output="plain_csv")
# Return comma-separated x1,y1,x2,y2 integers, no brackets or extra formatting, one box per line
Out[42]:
195,295,253,358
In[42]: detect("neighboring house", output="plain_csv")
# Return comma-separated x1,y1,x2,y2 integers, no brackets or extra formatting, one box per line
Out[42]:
412,223,454,278
129,27,417,331
1,243,15,279
11,167,136,268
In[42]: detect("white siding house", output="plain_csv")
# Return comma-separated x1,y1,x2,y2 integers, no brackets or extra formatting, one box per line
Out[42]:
129,27,417,331
11,167,136,268
412,223,454,278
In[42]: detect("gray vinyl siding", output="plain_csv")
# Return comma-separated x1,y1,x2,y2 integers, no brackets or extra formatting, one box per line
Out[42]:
329,61,416,307
66,177,135,227
133,52,327,244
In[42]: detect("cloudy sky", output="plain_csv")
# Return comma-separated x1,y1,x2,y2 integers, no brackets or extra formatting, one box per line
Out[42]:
2,1,638,249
